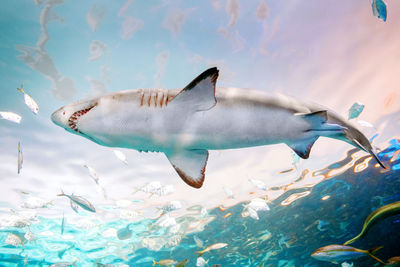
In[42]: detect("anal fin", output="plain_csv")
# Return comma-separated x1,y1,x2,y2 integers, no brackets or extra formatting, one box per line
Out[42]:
288,137,319,159
165,149,209,188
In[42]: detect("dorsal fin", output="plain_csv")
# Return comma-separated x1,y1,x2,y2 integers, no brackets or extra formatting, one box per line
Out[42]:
170,68,219,111
297,110,346,133
298,110,328,126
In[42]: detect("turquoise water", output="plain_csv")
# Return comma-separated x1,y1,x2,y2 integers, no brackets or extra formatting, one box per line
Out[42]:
1,142,400,266
1,0,400,266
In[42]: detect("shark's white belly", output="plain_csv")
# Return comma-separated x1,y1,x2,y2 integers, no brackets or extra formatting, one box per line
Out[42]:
175,104,310,150
78,94,311,152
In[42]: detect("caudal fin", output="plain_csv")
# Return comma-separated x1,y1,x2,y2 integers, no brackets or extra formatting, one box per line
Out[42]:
367,148,386,169
195,250,205,257
318,110,386,169
57,189,65,197
17,85,24,93
342,126,386,169
293,110,386,168
367,246,384,264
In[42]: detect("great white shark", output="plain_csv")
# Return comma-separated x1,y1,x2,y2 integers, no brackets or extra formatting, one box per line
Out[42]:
51,68,385,188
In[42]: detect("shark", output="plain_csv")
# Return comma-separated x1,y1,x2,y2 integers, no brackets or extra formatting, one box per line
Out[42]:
51,67,385,188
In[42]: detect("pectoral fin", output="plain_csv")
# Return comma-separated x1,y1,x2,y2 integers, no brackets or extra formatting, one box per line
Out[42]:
288,137,319,159
165,149,209,188
170,68,219,111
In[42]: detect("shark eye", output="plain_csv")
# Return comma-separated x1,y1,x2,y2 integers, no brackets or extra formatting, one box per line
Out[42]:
63,111,65,115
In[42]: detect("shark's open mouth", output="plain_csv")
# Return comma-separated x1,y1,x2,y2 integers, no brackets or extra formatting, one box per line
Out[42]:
68,103,97,133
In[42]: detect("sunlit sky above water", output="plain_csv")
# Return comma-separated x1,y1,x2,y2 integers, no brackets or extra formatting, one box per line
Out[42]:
0,0,400,219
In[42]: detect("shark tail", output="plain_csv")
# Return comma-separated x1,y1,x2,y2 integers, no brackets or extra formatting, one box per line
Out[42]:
341,123,386,168
303,109,386,168
152,260,157,266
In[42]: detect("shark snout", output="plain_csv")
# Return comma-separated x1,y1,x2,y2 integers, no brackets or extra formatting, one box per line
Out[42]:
51,107,66,127
51,100,99,133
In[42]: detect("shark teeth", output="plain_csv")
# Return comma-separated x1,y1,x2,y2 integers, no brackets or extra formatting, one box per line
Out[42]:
68,104,96,133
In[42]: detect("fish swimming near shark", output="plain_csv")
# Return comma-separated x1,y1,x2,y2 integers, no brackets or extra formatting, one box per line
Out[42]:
372,0,387,22
195,242,228,257
51,68,385,188
311,244,384,264
57,190,96,213
152,259,177,266
344,201,400,245
386,256,400,266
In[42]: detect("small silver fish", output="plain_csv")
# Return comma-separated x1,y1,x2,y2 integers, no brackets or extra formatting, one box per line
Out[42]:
61,212,65,235
153,184,175,197
194,235,204,248
134,181,162,194
341,262,354,267
195,243,228,257
117,224,132,240
83,164,99,184
18,142,23,174
249,179,267,191
0,111,22,124
152,259,177,266
196,257,208,267
5,233,22,246
113,150,128,164
50,262,76,267
247,198,270,211
160,200,182,213
17,85,39,114
58,190,96,213
247,206,259,220
24,228,36,242
357,120,374,128
311,244,384,264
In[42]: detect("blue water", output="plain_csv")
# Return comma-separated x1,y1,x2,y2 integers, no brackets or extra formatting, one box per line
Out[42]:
1,1,400,266
0,142,398,266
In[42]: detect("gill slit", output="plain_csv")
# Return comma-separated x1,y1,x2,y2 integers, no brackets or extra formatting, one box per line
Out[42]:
139,89,171,108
